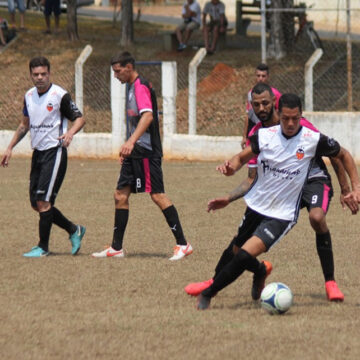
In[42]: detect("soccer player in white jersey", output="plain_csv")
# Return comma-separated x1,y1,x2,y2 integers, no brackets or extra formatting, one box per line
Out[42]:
186,83,358,302
192,93,360,310
1,56,86,257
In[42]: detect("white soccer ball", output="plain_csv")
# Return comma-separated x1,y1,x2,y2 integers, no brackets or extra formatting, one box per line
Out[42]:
260,282,293,315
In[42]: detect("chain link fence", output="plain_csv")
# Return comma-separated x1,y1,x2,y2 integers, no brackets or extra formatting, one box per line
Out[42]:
1,6,359,137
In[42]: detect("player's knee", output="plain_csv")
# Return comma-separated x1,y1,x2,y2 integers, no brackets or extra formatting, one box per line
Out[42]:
150,193,171,208
309,210,327,231
114,190,128,207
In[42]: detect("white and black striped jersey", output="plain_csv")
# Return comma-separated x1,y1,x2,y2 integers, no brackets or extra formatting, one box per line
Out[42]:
245,125,340,222
23,83,82,151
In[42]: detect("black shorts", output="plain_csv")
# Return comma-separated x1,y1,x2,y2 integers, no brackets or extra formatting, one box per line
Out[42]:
29,146,67,208
233,207,295,251
117,157,165,194
301,178,333,213
44,0,61,16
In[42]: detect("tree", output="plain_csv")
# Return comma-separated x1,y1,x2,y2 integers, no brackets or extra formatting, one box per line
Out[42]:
121,0,134,46
67,0,79,41
267,0,294,59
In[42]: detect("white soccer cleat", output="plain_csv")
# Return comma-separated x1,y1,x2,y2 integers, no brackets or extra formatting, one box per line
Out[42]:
169,243,193,261
91,246,125,258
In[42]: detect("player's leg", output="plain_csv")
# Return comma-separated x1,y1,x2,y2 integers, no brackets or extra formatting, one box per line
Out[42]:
92,158,133,258
303,180,344,301
197,216,293,309
145,157,192,260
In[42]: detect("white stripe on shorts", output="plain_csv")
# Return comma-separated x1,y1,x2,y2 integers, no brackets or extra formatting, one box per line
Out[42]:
45,147,62,202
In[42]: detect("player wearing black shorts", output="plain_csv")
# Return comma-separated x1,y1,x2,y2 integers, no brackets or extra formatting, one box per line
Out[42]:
1,56,86,257
91,51,192,261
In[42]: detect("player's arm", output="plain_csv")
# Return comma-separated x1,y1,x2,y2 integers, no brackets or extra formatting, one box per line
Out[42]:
329,156,355,212
207,167,257,212
241,115,249,149
120,111,153,158
58,93,85,148
1,116,29,167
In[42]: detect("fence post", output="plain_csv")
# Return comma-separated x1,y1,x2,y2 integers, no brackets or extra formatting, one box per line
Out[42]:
304,48,323,111
162,61,177,138
188,48,207,135
75,44,93,114
111,67,127,156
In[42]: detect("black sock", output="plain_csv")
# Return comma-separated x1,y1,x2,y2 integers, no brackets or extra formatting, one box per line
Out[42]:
52,207,77,235
38,208,54,252
316,231,334,282
214,240,235,279
112,209,129,251
202,249,254,297
162,205,187,246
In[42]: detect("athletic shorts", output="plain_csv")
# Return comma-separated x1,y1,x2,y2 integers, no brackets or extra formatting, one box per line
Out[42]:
44,0,61,16
177,21,200,32
300,178,333,213
233,207,295,251
8,0,25,13
117,157,165,194
29,146,67,208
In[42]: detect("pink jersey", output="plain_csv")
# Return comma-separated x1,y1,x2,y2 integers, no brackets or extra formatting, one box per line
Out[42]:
246,117,319,167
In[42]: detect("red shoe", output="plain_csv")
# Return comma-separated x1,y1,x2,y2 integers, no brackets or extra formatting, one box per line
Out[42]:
251,260,273,300
184,279,214,296
325,280,344,302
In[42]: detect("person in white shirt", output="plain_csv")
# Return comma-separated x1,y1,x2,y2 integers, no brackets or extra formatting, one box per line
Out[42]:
1,56,86,258
176,0,201,51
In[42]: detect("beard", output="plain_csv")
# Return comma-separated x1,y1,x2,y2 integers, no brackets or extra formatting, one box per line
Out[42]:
258,106,274,126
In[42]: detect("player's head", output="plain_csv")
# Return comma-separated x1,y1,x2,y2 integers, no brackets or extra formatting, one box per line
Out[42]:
255,63,269,84
251,82,275,125
279,93,302,137
29,56,51,93
111,51,136,84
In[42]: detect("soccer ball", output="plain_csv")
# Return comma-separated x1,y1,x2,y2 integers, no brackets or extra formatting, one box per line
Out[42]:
260,282,293,315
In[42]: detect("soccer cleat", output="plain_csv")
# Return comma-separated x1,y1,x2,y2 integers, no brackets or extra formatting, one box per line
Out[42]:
23,246,49,258
251,260,273,300
91,246,125,258
325,280,344,302
197,293,212,310
184,279,214,296
169,243,193,261
69,225,86,255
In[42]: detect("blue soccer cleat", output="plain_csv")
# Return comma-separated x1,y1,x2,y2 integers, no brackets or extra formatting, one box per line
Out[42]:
69,225,86,255
23,246,49,258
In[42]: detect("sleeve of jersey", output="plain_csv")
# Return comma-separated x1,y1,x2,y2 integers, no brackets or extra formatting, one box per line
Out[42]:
246,124,260,166
249,133,260,155
315,133,340,158
60,93,83,121
134,82,153,115
23,97,29,117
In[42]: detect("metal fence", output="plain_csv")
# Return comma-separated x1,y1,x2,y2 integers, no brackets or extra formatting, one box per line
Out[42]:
1,7,360,136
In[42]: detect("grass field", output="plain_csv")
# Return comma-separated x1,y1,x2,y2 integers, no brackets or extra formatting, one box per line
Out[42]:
1,158,359,360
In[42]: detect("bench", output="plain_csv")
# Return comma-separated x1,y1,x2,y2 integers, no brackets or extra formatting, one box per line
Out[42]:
236,0,261,36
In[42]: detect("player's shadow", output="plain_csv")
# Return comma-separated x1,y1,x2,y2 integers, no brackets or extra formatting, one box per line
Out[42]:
127,252,168,259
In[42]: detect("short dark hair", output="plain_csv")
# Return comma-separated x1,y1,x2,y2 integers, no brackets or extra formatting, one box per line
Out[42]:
29,56,50,72
256,63,269,73
279,93,302,113
251,82,274,97
110,51,135,68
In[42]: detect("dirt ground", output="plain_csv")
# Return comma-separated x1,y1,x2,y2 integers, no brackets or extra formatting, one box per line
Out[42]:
1,158,360,360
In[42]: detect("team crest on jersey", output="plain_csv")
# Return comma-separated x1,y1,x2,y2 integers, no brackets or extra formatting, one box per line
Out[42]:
296,147,305,160
47,102,53,112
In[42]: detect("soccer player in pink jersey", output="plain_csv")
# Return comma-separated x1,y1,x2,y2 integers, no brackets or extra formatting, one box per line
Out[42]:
91,52,192,261
186,84,360,305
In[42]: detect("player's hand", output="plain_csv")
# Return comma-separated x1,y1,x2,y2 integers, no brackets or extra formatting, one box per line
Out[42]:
216,160,236,176
58,132,73,148
119,140,134,158
207,196,230,212
343,191,359,215
241,137,247,149
1,149,12,167
119,155,125,165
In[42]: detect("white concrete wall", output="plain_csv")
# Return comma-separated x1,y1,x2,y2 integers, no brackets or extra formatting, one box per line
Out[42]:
1,112,359,162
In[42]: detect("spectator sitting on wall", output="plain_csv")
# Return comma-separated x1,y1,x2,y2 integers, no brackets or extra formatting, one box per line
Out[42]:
176,0,201,51
202,0,227,55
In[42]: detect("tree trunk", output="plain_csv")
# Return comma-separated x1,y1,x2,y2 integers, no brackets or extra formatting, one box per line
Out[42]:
67,0,79,41
268,0,286,59
281,0,295,52
121,0,134,47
